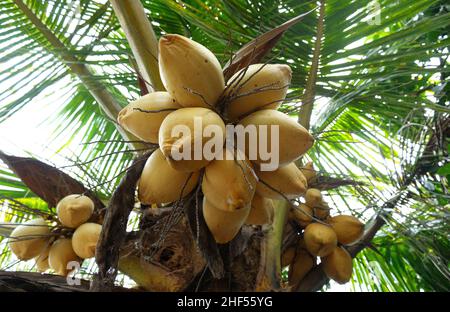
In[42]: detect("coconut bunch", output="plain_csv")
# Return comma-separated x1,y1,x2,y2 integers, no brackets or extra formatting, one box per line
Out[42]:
118,34,314,244
282,167,365,286
7,194,102,276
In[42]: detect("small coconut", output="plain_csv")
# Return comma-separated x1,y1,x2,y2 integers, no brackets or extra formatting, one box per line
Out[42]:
202,148,256,212
56,194,94,228
304,188,323,208
288,249,315,287
8,218,50,260
255,162,307,200
202,198,250,244
158,107,226,171
117,92,181,143
35,244,51,272
72,223,102,259
293,203,313,226
301,161,316,183
314,201,331,220
303,223,337,257
138,149,199,205
48,238,80,276
322,246,353,284
329,215,364,245
245,193,274,225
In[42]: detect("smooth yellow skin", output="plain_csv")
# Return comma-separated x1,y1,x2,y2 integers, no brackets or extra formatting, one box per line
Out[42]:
329,215,364,245
9,218,50,260
202,198,250,244
72,223,102,259
202,148,256,212
256,162,307,200
117,92,181,143
56,194,94,228
239,109,314,166
288,249,315,287
305,188,323,208
158,107,226,172
301,161,317,183
138,149,199,205
159,34,225,108
35,244,51,272
293,203,314,224
322,246,353,284
48,238,80,276
225,64,292,120
303,223,337,257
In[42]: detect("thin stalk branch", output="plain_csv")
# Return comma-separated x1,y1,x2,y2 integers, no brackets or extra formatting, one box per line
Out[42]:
110,0,165,92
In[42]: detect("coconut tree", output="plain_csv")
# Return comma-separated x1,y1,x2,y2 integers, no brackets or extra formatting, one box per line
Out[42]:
0,0,448,292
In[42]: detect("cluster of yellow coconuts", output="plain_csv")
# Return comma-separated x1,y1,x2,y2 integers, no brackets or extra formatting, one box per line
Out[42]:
282,164,365,285
118,34,314,244
8,194,102,276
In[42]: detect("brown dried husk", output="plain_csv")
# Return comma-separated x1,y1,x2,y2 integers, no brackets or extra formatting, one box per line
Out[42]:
245,193,274,225
255,162,307,199
225,64,292,120
48,238,80,276
202,198,250,244
72,222,102,259
239,109,314,166
56,194,94,228
8,218,51,260
117,92,181,143
159,34,225,108
322,246,353,284
329,215,364,245
159,107,226,172
303,223,337,257
138,149,199,205
202,148,257,212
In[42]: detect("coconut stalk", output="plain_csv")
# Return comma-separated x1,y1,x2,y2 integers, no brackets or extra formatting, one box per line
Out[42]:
12,0,141,150
109,0,165,92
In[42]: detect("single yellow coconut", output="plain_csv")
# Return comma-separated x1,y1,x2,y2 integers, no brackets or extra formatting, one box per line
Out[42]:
288,249,315,287
8,218,50,260
158,107,226,172
293,203,314,226
245,193,274,225
255,162,307,200
117,92,181,143
72,223,102,259
225,64,292,120
329,215,364,245
301,161,317,183
202,198,250,244
48,238,80,276
138,149,199,205
322,246,353,284
202,148,256,212
304,188,323,208
159,34,225,108
35,244,51,272
56,194,94,228
303,223,337,257
281,246,296,268
239,110,314,166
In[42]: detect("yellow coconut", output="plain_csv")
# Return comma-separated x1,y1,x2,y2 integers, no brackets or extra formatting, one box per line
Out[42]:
245,193,274,225
159,34,225,108
56,194,94,228
138,149,199,205
303,223,337,257
8,218,50,260
35,244,51,272
48,238,80,276
225,64,292,120
314,202,331,220
293,203,313,226
304,188,323,208
239,110,314,167
281,246,296,268
329,215,364,245
158,107,226,172
202,148,256,212
202,198,250,244
117,92,181,143
322,246,353,284
301,161,317,183
288,249,315,287
72,223,102,259
255,162,307,200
